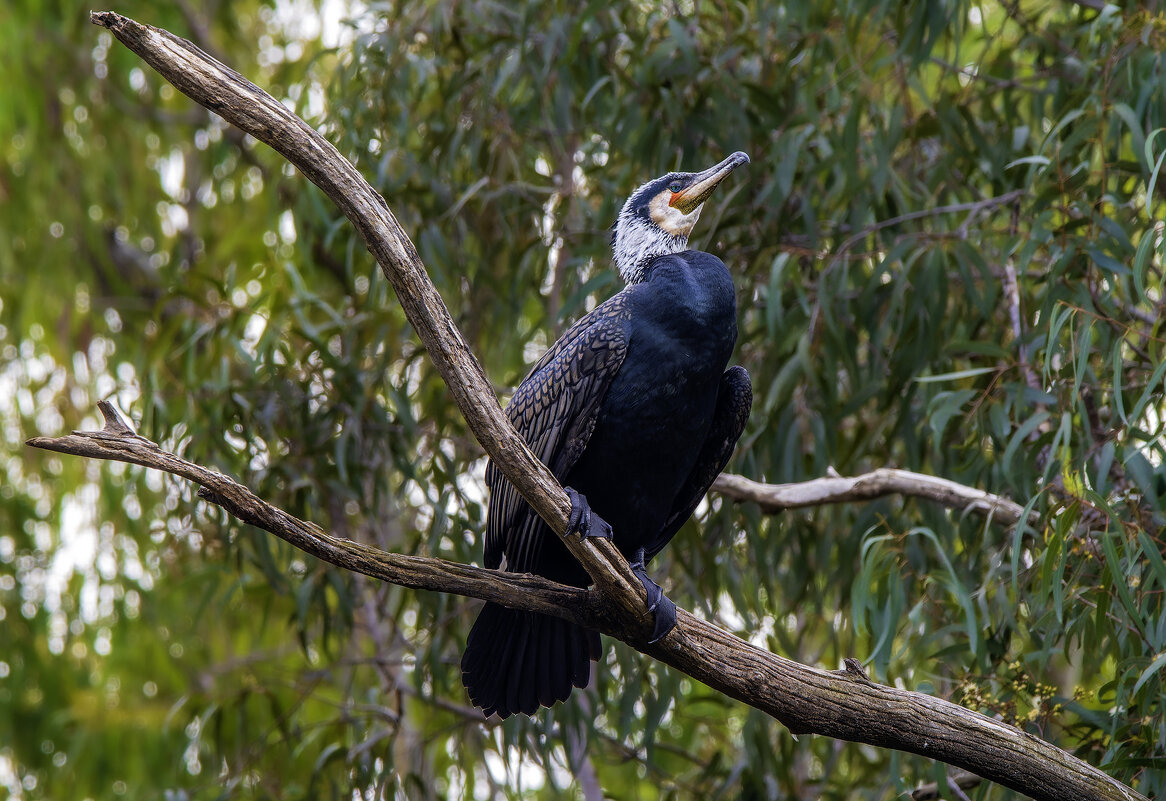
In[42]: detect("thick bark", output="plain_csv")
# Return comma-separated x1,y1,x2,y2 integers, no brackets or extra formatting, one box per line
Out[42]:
27,402,1143,801
29,12,1145,801
25,408,1138,801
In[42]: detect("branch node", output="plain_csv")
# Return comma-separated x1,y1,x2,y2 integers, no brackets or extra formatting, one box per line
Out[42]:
84,399,162,451
90,11,127,31
840,657,875,685
196,485,223,504
96,399,136,436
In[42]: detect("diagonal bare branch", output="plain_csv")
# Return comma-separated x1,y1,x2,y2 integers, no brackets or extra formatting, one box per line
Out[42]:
85,10,650,628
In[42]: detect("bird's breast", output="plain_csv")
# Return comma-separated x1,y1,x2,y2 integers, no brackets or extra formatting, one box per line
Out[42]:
558,249,739,548
565,307,734,546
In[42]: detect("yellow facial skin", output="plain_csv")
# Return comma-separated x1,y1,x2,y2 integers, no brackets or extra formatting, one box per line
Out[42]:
649,190,704,238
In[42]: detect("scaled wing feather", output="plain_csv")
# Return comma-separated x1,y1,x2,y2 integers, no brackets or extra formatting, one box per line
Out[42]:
483,293,632,571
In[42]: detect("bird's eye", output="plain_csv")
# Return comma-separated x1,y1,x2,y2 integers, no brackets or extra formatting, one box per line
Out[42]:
668,181,683,193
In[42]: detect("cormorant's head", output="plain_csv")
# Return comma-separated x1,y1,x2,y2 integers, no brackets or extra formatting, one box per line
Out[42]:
612,151,749,284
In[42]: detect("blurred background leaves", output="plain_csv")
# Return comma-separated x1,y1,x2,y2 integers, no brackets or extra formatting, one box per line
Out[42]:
3,0,1166,799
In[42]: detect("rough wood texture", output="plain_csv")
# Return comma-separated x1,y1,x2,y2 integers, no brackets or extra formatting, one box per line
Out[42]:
28,402,1143,801
713,468,1037,528
29,403,595,624
32,12,1143,800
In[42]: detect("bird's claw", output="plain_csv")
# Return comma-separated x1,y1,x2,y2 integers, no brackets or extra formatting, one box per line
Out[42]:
630,549,677,643
565,487,613,540
563,494,673,640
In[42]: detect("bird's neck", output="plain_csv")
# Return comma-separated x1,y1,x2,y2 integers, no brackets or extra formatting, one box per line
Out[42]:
613,220,689,284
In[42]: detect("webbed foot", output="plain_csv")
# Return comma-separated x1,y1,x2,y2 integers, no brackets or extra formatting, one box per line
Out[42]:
629,548,677,643
564,487,613,540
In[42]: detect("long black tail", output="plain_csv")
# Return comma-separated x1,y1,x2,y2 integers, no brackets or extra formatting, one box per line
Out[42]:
461,602,600,718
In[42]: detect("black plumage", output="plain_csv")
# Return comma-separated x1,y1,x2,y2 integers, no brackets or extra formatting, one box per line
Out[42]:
462,153,752,718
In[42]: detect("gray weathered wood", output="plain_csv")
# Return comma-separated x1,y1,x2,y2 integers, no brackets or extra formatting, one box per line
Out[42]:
713,468,1037,528
28,401,1144,800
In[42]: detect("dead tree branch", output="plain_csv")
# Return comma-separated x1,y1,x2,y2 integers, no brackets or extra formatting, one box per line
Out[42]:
713,468,1039,530
27,12,1146,801
88,10,649,626
28,401,1140,801
28,402,594,623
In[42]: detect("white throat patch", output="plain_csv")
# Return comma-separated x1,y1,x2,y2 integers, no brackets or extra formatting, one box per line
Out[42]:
613,188,701,284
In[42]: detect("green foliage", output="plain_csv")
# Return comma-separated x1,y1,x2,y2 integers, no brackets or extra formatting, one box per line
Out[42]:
4,1,1166,799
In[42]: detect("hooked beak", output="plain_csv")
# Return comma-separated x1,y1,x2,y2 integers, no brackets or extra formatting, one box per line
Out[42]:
669,151,750,214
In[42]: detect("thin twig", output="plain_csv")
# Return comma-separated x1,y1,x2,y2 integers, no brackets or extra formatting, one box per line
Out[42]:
834,190,1024,259
911,769,983,800
1003,257,1040,392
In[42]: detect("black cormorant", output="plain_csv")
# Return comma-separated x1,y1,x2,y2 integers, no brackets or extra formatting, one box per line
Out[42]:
461,152,752,718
